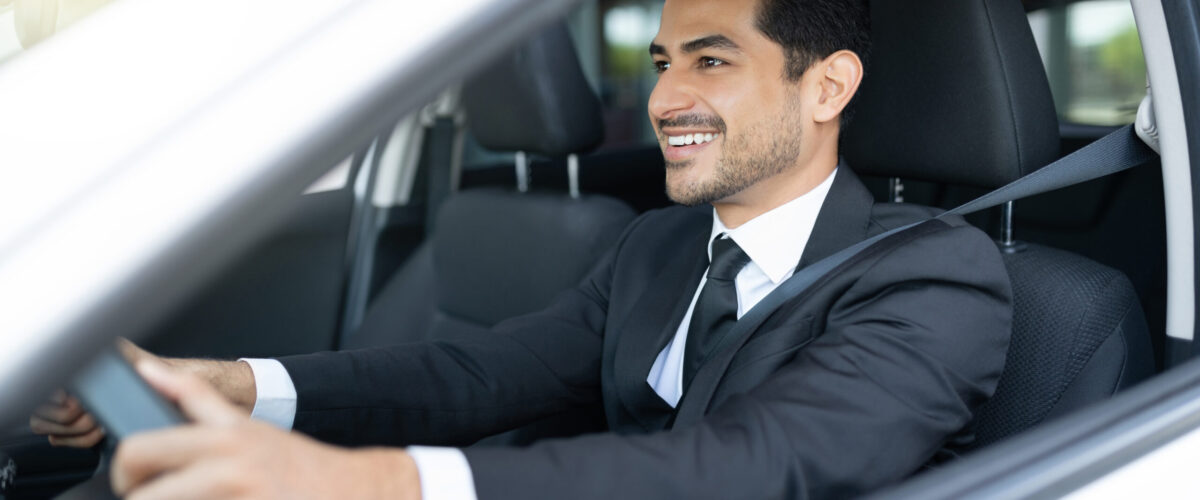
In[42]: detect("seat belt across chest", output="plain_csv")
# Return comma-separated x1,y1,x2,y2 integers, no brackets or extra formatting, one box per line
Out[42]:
708,125,1157,359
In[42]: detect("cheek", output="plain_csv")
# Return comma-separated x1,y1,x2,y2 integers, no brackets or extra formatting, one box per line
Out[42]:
699,78,778,135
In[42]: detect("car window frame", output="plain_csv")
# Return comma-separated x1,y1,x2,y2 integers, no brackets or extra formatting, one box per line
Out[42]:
0,0,585,421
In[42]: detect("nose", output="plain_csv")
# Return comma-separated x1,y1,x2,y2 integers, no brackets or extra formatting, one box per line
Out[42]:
647,70,695,122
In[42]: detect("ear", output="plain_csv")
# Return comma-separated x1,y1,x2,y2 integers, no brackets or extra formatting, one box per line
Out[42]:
811,50,864,125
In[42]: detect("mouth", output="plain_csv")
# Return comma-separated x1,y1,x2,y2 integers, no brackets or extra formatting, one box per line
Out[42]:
662,131,721,161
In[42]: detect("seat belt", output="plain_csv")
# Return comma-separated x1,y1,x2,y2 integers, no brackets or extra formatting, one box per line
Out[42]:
709,124,1157,357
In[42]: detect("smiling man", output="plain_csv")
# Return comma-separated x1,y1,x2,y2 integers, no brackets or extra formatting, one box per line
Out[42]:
33,0,1012,498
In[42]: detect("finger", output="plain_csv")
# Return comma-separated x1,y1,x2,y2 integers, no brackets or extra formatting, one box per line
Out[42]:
30,412,97,436
122,460,237,500
111,426,229,495
135,360,241,426
116,338,145,364
47,427,105,448
32,396,84,422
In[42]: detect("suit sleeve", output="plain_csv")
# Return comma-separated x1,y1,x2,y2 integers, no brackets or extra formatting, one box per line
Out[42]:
461,224,1013,499
275,216,648,447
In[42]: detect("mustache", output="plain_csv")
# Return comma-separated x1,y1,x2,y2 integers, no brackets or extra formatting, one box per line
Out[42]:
657,114,727,135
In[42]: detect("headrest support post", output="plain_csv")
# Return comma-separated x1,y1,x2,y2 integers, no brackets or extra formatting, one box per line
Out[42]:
889,178,905,203
515,151,529,193
1001,201,1016,247
568,154,580,199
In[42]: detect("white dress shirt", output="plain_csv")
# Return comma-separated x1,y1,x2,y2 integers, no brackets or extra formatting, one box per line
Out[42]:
646,168,835,406
244,168,838,500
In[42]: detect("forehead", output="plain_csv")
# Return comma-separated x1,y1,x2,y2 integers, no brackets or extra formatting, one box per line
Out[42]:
655,0,764,49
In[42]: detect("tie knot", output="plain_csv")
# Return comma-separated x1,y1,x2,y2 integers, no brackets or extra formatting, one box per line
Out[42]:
708,236,750,281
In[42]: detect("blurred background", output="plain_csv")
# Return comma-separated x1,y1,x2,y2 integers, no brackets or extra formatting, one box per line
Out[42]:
0,0,1146,145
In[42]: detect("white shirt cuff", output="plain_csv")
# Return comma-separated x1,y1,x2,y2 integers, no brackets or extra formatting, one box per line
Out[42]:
239,358,297,430
408,446,479,500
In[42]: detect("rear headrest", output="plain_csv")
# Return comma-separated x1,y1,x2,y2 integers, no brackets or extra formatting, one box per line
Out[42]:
843,0,1060,189
434,189,636,326
462,22,604,156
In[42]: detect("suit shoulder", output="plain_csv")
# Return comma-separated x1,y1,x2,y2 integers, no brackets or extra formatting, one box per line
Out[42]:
636,204,709,224
868,202,944,233
868,203,986,240
623,204,710,240
866,218,1011,297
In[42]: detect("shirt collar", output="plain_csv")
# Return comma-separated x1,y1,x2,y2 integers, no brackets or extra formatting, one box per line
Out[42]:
709,167,839,284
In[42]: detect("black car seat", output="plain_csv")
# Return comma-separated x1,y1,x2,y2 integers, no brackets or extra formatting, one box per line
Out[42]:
843,0,1155,452
342,23,635,444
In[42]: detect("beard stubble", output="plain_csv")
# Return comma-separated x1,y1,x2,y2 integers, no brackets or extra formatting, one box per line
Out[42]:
663,94,805,206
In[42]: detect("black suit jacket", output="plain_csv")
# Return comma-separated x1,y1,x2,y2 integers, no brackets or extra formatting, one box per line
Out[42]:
279,168,1012,499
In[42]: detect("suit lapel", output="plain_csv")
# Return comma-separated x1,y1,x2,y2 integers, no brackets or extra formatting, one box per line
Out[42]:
612,224,710,431
797,166,877,269
673,166,877,427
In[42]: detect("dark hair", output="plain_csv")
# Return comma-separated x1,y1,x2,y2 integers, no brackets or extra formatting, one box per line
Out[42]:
755,0,870,123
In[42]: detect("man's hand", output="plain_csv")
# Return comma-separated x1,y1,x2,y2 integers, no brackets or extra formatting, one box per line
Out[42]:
111,360,422,500
30,339,259,449
29,390,104,448
29,339,153,447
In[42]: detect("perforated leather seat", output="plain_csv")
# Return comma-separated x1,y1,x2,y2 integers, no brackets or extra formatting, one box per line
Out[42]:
843,0,1155,452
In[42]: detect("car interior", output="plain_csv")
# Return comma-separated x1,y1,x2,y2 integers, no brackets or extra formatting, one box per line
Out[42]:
0,0,1168,497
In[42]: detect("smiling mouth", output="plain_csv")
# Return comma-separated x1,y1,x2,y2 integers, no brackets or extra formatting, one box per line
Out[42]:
666,132,720,147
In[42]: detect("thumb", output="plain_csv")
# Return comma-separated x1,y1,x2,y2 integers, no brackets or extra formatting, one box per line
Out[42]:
135,359,242,426
115,337,148,364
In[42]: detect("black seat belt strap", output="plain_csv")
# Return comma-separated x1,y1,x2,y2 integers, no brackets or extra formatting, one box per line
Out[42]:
710,124,1156,356
943,125,1156,217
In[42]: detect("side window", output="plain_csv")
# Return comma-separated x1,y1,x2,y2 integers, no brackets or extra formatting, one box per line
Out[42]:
1027,0,1146,126
0,0,118,65
598,0,662,149
460,0,664,169
0,1,23,64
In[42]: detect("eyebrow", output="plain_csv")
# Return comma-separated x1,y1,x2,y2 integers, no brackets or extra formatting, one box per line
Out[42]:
649,34,742,56
682,35,741,53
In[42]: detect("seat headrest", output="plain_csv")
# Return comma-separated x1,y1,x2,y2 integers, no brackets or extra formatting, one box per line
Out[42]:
843,0,1060,189
462,22,604,156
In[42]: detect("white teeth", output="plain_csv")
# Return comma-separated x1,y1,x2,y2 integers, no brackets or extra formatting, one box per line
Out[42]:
666,133,719,146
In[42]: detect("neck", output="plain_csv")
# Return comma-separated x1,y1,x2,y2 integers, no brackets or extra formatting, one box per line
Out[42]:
713,146,838,229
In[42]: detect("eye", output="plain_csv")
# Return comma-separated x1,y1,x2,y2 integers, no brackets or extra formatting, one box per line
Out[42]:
653,60,670,74
699,57,726,69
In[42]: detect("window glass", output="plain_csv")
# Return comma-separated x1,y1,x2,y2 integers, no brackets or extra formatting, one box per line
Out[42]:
0,0,116,66
460,0,664,169
597,0,661,149
1027,0,1146,125
0,2,21,64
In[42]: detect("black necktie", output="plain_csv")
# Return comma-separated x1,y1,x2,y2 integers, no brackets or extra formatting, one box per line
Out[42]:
682,235,751,394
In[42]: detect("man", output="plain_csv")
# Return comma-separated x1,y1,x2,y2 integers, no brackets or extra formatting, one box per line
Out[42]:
32,0,1012,498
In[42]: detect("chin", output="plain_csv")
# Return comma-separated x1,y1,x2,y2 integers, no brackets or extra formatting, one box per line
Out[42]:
664,179,707,206
663,158,720,205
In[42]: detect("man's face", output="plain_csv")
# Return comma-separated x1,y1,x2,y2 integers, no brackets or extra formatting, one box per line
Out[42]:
649,0,810,206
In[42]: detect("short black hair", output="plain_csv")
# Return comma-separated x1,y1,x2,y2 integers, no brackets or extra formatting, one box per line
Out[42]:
756,0,871,80
755,0,870,123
